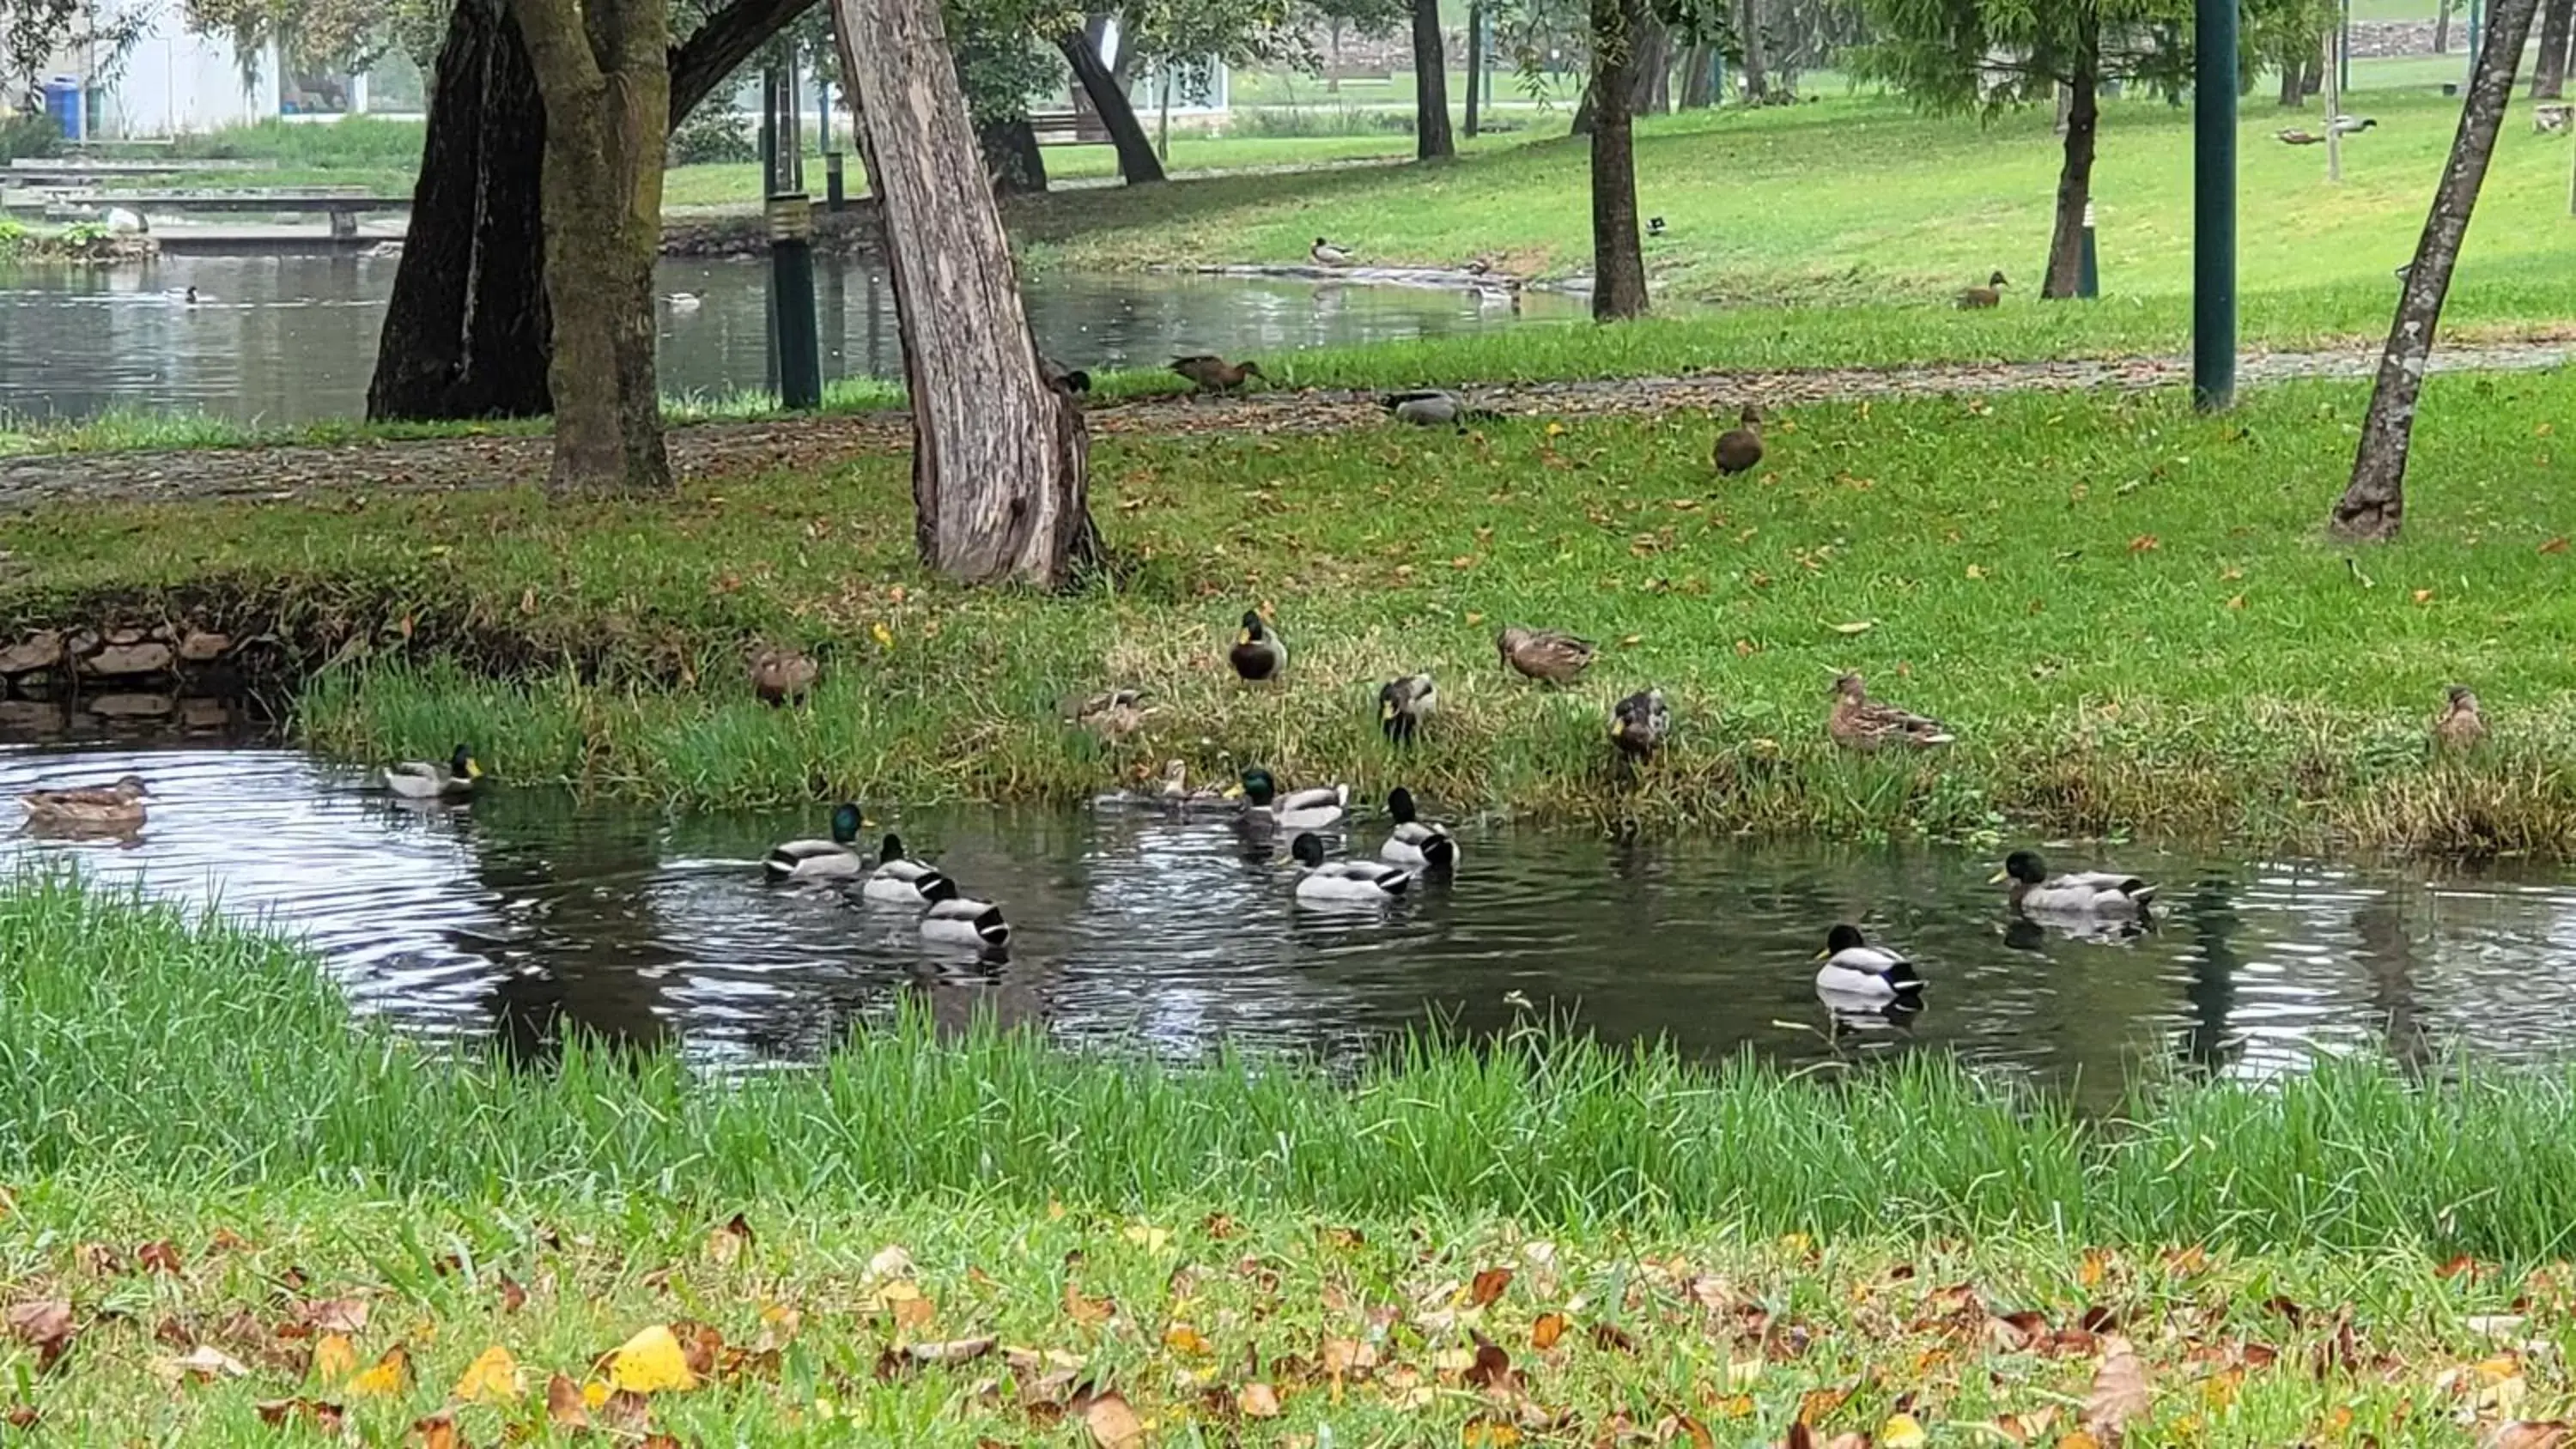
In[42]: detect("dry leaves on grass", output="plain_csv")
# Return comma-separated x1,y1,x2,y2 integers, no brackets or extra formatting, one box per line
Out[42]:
604,1325,698,1393
2081,1336,2152,1441
1082,1389,1145,1448
3,1300,74,1369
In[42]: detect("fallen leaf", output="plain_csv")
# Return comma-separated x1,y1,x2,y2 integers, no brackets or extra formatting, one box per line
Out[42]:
411,1412,458,1449
1121,1222,1171,1252
1673,1413,1717,1447
1,1405,33,1430
1469,1268,1514,1307
1882,1411,1928,1447
1083,1390,1145,1449
156,1344,250,1384
607,1325,697,1393
2129,534,2160,553
2542,537,2569,555
497,1276,528,1314
1462,1417,1522,1446
867,1245,915,1278
1239,1382,1282,1418
2413,588,2435,604
2485,1424,2573,1449
453,1344,523,1403
706,1212,754,1266
303,1299,368,1335
254,1398,345,1433
2083,1337,2151,1435
1531,1313,1568,1349
313,1333,358,1384
137,1240,184,1276
545,1373,590,1428
1828,620,1875,634
344,1345,411,1398
3,1300,73,1369
598,1388,653,1434
1465,1336,1515,1392
908,1337,996,1366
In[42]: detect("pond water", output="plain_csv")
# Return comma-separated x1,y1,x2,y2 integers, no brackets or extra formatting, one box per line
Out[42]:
0,254,1582,427
8,725,2576,1099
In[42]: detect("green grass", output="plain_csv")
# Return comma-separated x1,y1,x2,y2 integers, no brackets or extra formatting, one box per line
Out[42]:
7,372,2576,848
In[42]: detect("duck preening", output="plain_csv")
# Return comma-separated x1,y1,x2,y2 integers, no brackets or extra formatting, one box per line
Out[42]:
1382,389,1498,429
764,803,871,882
386,746,483,799
1955,270,2008,309
18,773,149,831
1291,831,1411,900
1230,610,1287,682
1610,688,1670,762
1310,237,1353,266
920,897,1012,948
863,834,959,905
1379,787,1457,870
1239,767,1348,832
1379,673,1437,745
1828,673,1953,750
751,646,819,707
1993,850,2157,920
1171,355,1266,393
1713,404,1764,476
2434,685,2487,750
1497,625,1595,685
1815,924,1925,1002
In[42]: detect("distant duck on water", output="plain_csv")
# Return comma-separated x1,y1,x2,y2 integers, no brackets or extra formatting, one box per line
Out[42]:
386,746,482,799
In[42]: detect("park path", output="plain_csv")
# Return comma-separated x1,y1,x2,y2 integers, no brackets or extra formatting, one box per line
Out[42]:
3,338,2567,512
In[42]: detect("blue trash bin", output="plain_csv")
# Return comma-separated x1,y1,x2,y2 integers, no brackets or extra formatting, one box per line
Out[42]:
42,76,82,140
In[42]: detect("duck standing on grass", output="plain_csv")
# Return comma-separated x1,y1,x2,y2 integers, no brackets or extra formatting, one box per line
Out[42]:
1713,405,1765,476
1498,626,1595,685
863,834,958,905
18,774,150,832
1827,674,1953,750
1230,610,1287,682
1310,237,1353,266
1379,673,1437,745
1382,390,1496,430
763,803,872,882
1610,688,1670,764
1814,925,1926,1003
2434,686,2487,751
386,746,483,799
751,646,819,707
1993,850,2157,921
1956,271,2008,309
1171,355,1266,393
1290,832,1411,901
1379,787,1457,870
1237,767,1348,832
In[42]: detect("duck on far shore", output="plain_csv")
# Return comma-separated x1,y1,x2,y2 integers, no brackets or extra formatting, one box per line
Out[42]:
1956,270,2008,309
1230,610,1286,682
1310,236,1353,266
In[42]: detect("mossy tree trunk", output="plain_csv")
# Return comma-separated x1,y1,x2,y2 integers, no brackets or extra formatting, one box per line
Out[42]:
2333,0,2540,541
836,0,1098,585
510,0,673,495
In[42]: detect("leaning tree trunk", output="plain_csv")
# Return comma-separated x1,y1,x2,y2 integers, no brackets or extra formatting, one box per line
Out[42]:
1463,0,1484,136
1057,28,1164,184
1678,42,1716,107
2536,0,2573,98
2435,0,2455,51
840,0,1097,585
1628,9,1671,115
368,0,553,421
1589,0,1649,320
2332,0,2541,541
2042,34,2099,300
1736,0,1768,100
978,116,1048,193
1412,0,1455,159
510,0,673,495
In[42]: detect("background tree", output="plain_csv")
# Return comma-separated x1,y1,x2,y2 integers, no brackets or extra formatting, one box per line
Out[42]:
1413,0,1455,158
1588,0,1649,317
2332,0,2542,541
509,0,674,494
1056,15,1166,183
2534,0,2573,100
183,0,449,82
2247,0,2335,108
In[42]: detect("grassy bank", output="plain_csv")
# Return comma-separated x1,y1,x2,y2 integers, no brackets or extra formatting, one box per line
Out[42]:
9,874,2576,1440
10,371,2576,848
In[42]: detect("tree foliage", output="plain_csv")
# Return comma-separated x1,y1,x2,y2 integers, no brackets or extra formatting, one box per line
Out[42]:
3,0,146,106
1849,0,2193,109
185,0,449,76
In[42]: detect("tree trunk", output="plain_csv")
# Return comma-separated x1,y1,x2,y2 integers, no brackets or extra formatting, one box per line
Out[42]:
510,0,673,496
837,0,1097,586
1571,81,1596,136
2278,58,2304,106
368,0,553,421
1628,9,1671,115
1057,28,1164,184
2535,0,2573,98
1589,0,1649,320
2435,0,2454,52
2332,0,2541,542
1464,0,1483,136
1412,0,1455,159
2043,34,2099,300
978,116,1048,193
1736,0,1768,100
1678,42,1716,107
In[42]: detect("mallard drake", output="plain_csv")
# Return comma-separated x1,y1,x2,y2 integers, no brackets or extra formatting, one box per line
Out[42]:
863,834,959,906
1713,404,1764,476
1171,355,1266,393
1993,850,2157,919
1610,688,1669,761
386,746,482,799
1063,688,1153,738
763,803,872,882
1239,767,1347,832
2329,114,2376,134
1814,924,1925,1002
1646,215,1668,236
2434,686,2487,750
18,773,149,831
1498,625,1595,685
1379,673,1436,745
1291,831,1411,900
1310,237,1353,266
1382,390,1497,429
920,896,1012,947
1463,255,1497,276
1828,674,1953,750
1230,610,1286,682
1379,787,1457,870
1955,270,2008,309
751,646,819,707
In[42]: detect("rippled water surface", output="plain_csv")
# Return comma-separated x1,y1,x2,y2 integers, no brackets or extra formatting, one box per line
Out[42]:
9,728,2576,1097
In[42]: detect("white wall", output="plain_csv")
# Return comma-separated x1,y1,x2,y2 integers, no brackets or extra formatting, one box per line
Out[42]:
66,0,280,137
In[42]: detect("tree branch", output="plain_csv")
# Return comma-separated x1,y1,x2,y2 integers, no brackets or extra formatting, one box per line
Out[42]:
669,0,820,124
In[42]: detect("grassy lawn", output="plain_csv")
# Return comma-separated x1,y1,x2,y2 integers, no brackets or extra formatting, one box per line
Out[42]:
9,875,2576,1441
7,371,2576,847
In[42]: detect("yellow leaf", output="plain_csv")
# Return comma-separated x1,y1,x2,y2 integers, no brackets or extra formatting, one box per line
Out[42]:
1709,1394,1756,1419
1122,1222,1171,1252
344,1345,412,1398
314,1333,359,1384
1965,564,1986,579
1163,1324,1212,1355
582,1379,611,1410
1882,1412,1929,1448
607,1325,698,1393
872,622,895,647
453,1345,524,1404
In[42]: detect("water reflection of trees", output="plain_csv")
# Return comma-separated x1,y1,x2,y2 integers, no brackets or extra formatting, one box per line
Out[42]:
2352,887,2431,1076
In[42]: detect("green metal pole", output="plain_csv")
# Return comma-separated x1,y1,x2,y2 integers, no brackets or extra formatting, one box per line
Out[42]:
768,194,823,411
2193,0,2238,411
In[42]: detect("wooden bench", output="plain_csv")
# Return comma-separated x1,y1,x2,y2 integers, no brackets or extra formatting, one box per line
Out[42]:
1029,110,1112,145
46,189,410,238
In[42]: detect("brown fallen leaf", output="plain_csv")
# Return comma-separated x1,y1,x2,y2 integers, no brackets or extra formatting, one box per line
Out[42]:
907,1337,997,1366
254,1397,346,1433
1468,1268,1514,1307
313,1333,359,1384
155,1344,251,1385
598,1388,653,1434
2543,537,2570,555
706,1212,755,1266
1530,1313,1568,1350
2485,1424,2573,1449
1590,1321,1639,1354
1238,1382,1282,1418
137,1240,184,1276
497,1275,528,1314
4,1300,73,1370
1464,1334,1515,1392
302,1298,368,1336
545,1373,590,1428
1,1404,33,1430
1082,1390,1145,1449
344,1345,411,1398
2083,1337,2151,1438
410,1412,458,1449
1671,1413,1716,1449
